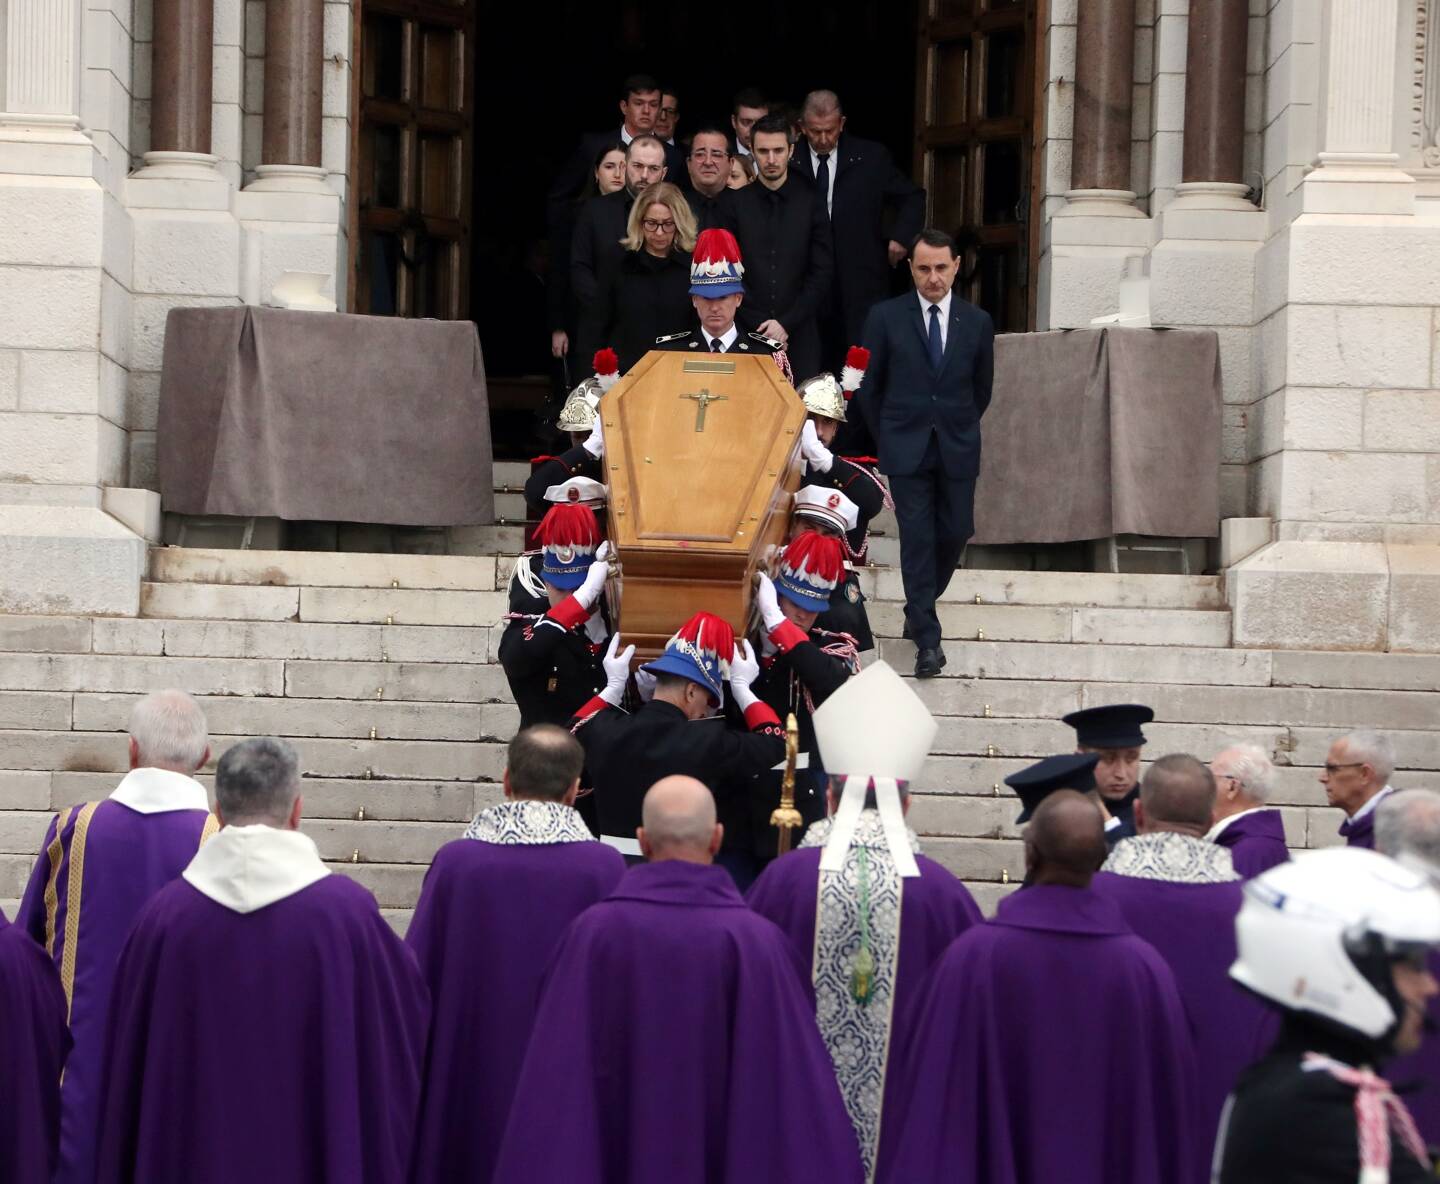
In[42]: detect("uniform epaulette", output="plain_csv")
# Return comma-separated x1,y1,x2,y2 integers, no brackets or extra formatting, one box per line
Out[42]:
748,331,782,349
654,331,690,343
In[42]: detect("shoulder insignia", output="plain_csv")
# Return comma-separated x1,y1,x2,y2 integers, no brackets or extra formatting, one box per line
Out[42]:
737,341,750,351
689,340,699,348
655,331,690,343
749,332,782,349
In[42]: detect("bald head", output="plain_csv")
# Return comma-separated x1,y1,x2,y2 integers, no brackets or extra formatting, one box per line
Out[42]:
1024,790,1107,887
639,776,722,864
1137,753,1215,835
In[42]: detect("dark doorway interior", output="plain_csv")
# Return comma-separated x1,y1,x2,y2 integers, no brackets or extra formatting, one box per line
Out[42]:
471,0,920,456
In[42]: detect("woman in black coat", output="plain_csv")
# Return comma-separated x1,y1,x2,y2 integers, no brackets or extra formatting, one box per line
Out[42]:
579,181,697,373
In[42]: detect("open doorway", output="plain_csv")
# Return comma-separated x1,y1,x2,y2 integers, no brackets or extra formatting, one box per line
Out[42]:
350,0,1040,456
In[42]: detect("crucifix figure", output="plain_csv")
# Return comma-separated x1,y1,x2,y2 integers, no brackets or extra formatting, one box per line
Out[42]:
680,387,728,432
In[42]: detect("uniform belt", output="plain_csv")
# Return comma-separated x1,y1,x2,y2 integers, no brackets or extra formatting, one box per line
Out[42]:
600,834,642,856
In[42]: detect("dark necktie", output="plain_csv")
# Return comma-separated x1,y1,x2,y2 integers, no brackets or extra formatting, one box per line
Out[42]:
710,337,723,353
816,153,831,215
927,303,943,369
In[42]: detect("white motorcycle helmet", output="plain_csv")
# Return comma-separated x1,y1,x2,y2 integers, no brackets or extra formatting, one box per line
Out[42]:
1231,847,1440,1053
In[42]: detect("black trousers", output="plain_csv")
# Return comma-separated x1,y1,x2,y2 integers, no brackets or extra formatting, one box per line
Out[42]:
887,435,975,651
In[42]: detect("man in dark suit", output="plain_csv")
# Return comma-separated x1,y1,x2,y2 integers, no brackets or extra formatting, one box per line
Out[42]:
680,125,735,232
791,89,925,369
547,74,682,212
569,135,667,311
725,115,833,382
856,228,993,679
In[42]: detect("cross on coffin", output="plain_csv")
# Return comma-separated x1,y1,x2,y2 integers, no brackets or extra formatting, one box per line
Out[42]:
680,387,728,432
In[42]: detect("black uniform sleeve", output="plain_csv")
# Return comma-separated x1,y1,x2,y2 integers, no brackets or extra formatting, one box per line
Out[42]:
774,638,851,706
523,445,601,512
497,614,572,680
826,457,885,524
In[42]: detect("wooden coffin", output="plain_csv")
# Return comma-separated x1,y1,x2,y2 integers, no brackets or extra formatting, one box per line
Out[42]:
602,349,805,659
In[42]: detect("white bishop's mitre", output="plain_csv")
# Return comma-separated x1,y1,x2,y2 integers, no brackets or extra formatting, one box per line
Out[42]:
814,660,936,878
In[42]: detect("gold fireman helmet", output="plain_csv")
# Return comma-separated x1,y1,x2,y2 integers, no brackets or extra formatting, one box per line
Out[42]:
556,376,603,433
797,372,847,423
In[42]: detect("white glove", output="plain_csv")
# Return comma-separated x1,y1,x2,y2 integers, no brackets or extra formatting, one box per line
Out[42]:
582,416,604,458
800,418,833,473
754,571,786,631
600,632,635,706
575,540,611,610
728,639,761,714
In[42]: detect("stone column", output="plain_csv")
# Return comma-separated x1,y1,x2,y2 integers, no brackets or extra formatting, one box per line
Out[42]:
1,0,82,127
1174,0,1254,210
256,0,326,182
1301,0,1413,214
1064,0,1140,215
149,0,215,160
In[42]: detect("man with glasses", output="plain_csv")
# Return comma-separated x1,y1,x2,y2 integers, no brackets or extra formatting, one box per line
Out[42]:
681,125,735,231
570,135,667,309
655,87,680,147
1321,729,1398,849
1206,742,1290,877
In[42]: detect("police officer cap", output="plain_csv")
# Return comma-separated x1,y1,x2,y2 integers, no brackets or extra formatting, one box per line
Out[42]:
1061,703,1154,749
1005,752,1101,824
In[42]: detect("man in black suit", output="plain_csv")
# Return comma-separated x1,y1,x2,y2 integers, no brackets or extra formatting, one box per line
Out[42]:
730,87,769,159
725,115,833,382
791,89,925,368
681,125,735,232
569,135,667,313
547,74,683,210
856,228,994,679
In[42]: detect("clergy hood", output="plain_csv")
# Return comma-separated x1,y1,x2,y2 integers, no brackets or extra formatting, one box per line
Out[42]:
109,765,209,813
183,825,330,913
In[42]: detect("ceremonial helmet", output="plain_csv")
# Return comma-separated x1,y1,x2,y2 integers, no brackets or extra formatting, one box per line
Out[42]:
773,530,845,612
1231,847,1440,1055
641,612,735,706
689,229,745,297
533,498,603,590
556,348,621,433
797,373,847,423
793,486,860,538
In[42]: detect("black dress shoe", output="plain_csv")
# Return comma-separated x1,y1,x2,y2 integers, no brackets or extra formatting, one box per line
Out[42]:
914,647,943,679
937,645,947,668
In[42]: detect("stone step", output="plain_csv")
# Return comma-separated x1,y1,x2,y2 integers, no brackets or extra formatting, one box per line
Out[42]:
95,618,496,663
866,602,1231,647
150,548,500,592
857,567,1225,611
447,524,527,555
141,582,300,622
140,583,511,629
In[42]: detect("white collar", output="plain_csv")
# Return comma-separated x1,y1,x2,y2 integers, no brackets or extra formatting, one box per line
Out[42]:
1102,831,1238,884
109,767,210,815
704,324,739,352
917,289,953,321
183,825,330,914
808,144,832,166
1205,805,1269,842
620,125,634,145
1350,784,1395,824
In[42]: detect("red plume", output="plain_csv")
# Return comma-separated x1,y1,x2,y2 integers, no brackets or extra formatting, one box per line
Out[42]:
780,530,846,585
592,348,618,377
675,611,736,660
844,346,871,372
534,503,601,549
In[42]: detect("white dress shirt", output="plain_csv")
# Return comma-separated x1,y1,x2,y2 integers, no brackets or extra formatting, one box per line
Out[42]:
917,289,953,352
702,325,739,352
808,145,837,215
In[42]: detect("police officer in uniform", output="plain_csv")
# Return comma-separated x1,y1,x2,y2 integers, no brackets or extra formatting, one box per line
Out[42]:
740,535,857,880
653,228,783,368
1063,703,1154,848
1216,848,1440,1182
571,612,785,877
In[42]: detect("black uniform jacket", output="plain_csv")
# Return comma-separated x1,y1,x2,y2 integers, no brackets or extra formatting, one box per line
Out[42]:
1216,1020,1430,1184
741,621,855,857
498,583,610,730
653,328,778,356
523,444,603,515
573,697,785,845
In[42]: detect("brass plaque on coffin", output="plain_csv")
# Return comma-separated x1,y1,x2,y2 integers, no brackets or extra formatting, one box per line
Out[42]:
603,350,805,657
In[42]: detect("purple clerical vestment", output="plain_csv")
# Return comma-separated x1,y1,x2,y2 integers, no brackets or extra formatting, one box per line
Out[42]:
406,800,625,1183
93,873,429,1184
1211,808,1290,878
492,860,865,1183
1091,835,1278,1165
0,908,69,1184
16,774,214,1184
748,818,981,1180
880,884,1200,1184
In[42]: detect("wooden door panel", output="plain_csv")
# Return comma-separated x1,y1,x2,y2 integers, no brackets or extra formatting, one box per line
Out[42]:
351,0,473,319
915,0,1037,331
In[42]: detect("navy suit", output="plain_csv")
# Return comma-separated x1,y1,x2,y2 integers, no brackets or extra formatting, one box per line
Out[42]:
857,290,994,650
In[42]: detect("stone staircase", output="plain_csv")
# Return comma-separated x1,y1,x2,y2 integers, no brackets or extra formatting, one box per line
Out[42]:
2,470,1438,928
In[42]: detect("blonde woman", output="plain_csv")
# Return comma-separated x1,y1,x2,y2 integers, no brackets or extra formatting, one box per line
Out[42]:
579,181,699,372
